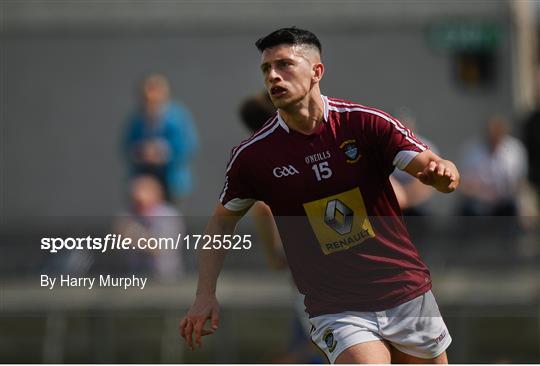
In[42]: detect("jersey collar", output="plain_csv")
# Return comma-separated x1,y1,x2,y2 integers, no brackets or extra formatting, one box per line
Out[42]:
276,94,329,133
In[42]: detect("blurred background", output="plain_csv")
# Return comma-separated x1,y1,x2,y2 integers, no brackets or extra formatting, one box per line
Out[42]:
1,0,540,363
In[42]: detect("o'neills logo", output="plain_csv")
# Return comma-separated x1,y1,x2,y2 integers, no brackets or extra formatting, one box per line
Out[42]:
305,150,331,164
435,330,447,344
273,165,300,178
340,139,361,163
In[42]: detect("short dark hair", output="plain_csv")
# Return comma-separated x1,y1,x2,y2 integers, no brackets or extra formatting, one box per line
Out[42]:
255,27,322,54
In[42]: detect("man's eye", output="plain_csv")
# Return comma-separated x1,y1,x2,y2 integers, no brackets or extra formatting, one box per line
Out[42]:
278,61,291,68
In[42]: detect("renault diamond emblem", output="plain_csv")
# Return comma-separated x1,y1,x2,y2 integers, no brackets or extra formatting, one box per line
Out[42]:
324,199,353,235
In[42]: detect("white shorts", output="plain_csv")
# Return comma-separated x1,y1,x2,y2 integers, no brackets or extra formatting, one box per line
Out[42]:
309,291,452,363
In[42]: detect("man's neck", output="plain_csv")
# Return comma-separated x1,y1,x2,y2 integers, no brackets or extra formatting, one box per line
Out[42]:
279,91,324,135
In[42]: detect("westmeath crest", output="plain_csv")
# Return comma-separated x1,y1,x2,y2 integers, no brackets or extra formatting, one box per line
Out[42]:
323,328,337,353
340,139,361,164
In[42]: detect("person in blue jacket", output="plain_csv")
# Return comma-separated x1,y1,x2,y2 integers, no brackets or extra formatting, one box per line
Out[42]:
123,74,198,202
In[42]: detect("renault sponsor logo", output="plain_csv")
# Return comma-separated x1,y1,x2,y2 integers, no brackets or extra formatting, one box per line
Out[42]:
303,187,376,255
324,199,353,235
273,165,300,178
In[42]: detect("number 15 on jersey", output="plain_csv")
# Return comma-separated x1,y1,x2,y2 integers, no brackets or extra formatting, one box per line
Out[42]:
312,161,332,181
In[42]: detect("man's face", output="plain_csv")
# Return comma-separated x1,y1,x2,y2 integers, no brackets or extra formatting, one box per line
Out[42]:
486,117,508,151
260,44,320,109
142,83,168,119
131,176,163,213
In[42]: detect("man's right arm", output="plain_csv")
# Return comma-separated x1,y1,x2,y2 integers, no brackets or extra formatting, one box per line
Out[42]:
179,203,249,350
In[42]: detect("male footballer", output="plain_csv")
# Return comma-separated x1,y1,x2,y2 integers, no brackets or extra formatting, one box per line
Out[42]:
180,27,459,364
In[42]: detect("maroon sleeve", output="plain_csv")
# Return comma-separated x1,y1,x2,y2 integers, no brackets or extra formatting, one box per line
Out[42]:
368,113,428,174
219,148,257,211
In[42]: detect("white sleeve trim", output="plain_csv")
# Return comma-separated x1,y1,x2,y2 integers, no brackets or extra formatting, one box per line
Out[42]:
223,198,256,211
393,150,420,170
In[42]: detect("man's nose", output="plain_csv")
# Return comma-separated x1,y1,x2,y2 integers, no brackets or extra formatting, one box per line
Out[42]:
267,67,281,83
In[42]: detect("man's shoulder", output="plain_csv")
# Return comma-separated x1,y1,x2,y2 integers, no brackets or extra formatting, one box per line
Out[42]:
326,96,363,112
164,102,193,125
503,136,527,156
166,101,190,114
227,114,282,168
326,97,394,122
326,96,362,105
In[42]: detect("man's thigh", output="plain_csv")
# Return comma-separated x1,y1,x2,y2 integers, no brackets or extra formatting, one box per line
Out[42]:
380,291,452,360
310,311,382,363
333,340,449,364
390,345,448,364
335,340,391,364
310,291,451,363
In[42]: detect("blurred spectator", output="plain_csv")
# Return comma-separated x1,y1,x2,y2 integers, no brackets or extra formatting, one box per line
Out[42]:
459,115,528,216
115,175,184,282
239,91,276,133
522,68,540,196
123,74,198,202
518,73,540,243
523,109,540,193
389,108,441,259
391,107,439,216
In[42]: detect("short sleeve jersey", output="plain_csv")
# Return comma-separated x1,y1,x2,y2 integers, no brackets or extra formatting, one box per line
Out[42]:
220,96,432,317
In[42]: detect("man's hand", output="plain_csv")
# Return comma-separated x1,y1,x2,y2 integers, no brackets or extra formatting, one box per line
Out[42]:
179,204,246,350
404,150,460,194
416,160,459,193
179,293,220,350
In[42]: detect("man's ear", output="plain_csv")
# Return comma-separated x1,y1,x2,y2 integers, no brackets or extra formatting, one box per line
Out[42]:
312,63,325,82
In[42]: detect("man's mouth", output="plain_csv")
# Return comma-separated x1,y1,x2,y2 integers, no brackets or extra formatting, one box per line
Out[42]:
270,86,287,97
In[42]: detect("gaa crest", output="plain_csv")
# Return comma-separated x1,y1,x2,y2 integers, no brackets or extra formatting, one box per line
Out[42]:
339,139,361,164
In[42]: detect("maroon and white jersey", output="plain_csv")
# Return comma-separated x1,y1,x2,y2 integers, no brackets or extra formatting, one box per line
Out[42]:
220,96,432,317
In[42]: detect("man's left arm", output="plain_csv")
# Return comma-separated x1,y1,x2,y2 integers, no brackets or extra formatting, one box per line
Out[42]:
404,150,460,193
